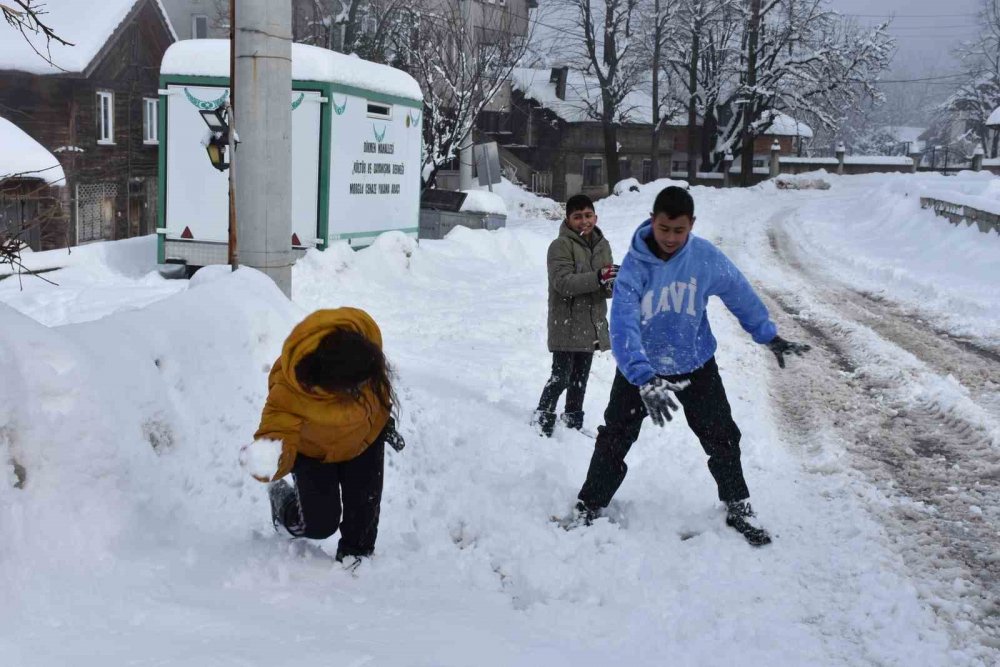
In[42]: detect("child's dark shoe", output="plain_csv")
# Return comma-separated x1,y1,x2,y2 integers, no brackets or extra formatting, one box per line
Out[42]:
268,479,301,536
560,411,584,430
531,410,557,437
725,500,772,546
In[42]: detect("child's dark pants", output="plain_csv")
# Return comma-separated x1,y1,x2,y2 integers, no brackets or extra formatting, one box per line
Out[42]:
280,439,385,557
537,351,594,414
577,357,750,510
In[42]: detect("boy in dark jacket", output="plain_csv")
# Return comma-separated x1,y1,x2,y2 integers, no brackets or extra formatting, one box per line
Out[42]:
532,194,618,437
570,186,809,545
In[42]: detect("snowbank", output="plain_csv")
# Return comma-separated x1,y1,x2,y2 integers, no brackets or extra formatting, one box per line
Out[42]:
476,178,563,221
161,40,422,102
0,175,994,664
460,190,508,216
613,178,641,195
0,116,65,184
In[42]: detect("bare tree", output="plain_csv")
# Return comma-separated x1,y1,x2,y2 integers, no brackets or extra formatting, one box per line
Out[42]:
397,0,530,188
550,0,646,191
2,0,73,69
640,0,683,181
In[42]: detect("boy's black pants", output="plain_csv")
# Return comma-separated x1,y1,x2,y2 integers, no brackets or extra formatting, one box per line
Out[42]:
279,439,385,557
537,351,594,414
577,357,750,510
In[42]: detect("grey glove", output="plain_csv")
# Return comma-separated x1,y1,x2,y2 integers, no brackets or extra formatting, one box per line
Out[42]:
766,335,811,369
639,377,690,427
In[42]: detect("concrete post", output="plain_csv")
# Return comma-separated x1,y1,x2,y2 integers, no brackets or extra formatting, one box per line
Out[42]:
835,141,846,176
769,140,781,178
973,145,985,172
723,152,733,188
235,0,293,297
909,150,921,173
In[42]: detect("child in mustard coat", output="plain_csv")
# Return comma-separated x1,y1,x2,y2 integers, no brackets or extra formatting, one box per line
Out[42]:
241,308,405,565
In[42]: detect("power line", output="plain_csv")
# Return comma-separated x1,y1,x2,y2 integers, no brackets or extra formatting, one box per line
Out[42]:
838,12,978,18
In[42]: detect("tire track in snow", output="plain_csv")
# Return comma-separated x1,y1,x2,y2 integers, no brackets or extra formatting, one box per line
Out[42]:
756,220,1000,661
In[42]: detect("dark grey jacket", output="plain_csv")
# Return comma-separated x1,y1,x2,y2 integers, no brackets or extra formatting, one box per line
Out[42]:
547,223,614,352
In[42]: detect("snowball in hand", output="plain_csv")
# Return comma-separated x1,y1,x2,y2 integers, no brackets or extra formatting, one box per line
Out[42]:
240,439,282,481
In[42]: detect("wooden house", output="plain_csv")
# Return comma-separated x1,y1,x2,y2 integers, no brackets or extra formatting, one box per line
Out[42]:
0,0,176,247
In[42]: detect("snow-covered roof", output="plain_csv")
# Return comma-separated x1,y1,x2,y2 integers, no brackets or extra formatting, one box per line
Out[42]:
987,106,1000,126
0,0,175,75
511,67,655,124
758,111,814,139
0,116,65,184
161,40,423,102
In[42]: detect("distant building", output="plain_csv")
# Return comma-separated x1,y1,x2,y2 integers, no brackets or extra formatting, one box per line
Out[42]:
753,111,813,162
160,0,228,40
487,66,687,201
0,0,175,246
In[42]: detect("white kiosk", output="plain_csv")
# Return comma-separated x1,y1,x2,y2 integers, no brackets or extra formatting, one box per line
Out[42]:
157,40,423,268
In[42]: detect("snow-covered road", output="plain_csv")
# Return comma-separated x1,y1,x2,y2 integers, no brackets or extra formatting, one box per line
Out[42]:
1,173,998,665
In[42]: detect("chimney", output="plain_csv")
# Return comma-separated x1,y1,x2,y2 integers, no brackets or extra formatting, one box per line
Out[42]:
550,66,568,101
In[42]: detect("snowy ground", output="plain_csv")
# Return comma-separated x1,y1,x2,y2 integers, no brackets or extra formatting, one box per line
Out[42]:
1,172,998,665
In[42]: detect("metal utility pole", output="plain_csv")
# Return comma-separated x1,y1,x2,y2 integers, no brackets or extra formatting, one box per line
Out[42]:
234,0,293,296
740,0,762,187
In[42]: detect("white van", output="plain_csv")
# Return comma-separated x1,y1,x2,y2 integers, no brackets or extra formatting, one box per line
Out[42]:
157,40,422,268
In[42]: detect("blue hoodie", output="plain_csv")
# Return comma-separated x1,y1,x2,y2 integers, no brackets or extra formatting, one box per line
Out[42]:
610,220,777,385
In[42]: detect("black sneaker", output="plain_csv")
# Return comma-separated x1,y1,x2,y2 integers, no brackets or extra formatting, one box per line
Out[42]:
560,411,584,430
531,410,557,437
725,500,772,546
268,479,301,535
553,500,599,530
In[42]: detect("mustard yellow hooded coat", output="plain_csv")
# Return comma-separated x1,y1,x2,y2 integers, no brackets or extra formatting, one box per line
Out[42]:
253,308,391,481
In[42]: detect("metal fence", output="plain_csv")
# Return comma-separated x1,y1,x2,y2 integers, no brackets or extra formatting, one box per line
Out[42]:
75,182,118,244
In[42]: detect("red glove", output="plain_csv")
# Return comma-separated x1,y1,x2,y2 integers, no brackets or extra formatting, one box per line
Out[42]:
599,264,619,287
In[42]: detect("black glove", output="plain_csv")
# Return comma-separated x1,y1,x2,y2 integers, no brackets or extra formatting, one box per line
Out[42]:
639,377,690,427
767,335,811,369
384,418,406,452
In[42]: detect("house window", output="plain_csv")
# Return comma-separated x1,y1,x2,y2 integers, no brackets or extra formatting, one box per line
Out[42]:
642,159,653,183
618,156,631,179
143,98,158,144
583,157,603,187
366,102,392,120
672,160,684,173
192,14,209,39
97,91,114,145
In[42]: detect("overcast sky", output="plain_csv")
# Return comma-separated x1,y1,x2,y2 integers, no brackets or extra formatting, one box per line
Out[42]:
827,0,982,74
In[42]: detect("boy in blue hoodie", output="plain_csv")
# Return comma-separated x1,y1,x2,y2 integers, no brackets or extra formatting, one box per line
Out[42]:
571,186,809,545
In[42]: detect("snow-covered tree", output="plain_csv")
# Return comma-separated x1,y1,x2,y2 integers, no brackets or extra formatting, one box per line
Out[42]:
944,0,1000,156
635,0,683,181
548,0,647,191
662,0,741,176
396,0,530,188
709,1,893,174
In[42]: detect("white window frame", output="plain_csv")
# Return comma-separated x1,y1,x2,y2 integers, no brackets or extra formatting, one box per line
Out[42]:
143,98,159,145
366,101,393,120
192,14,209,39
97,91,114,145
